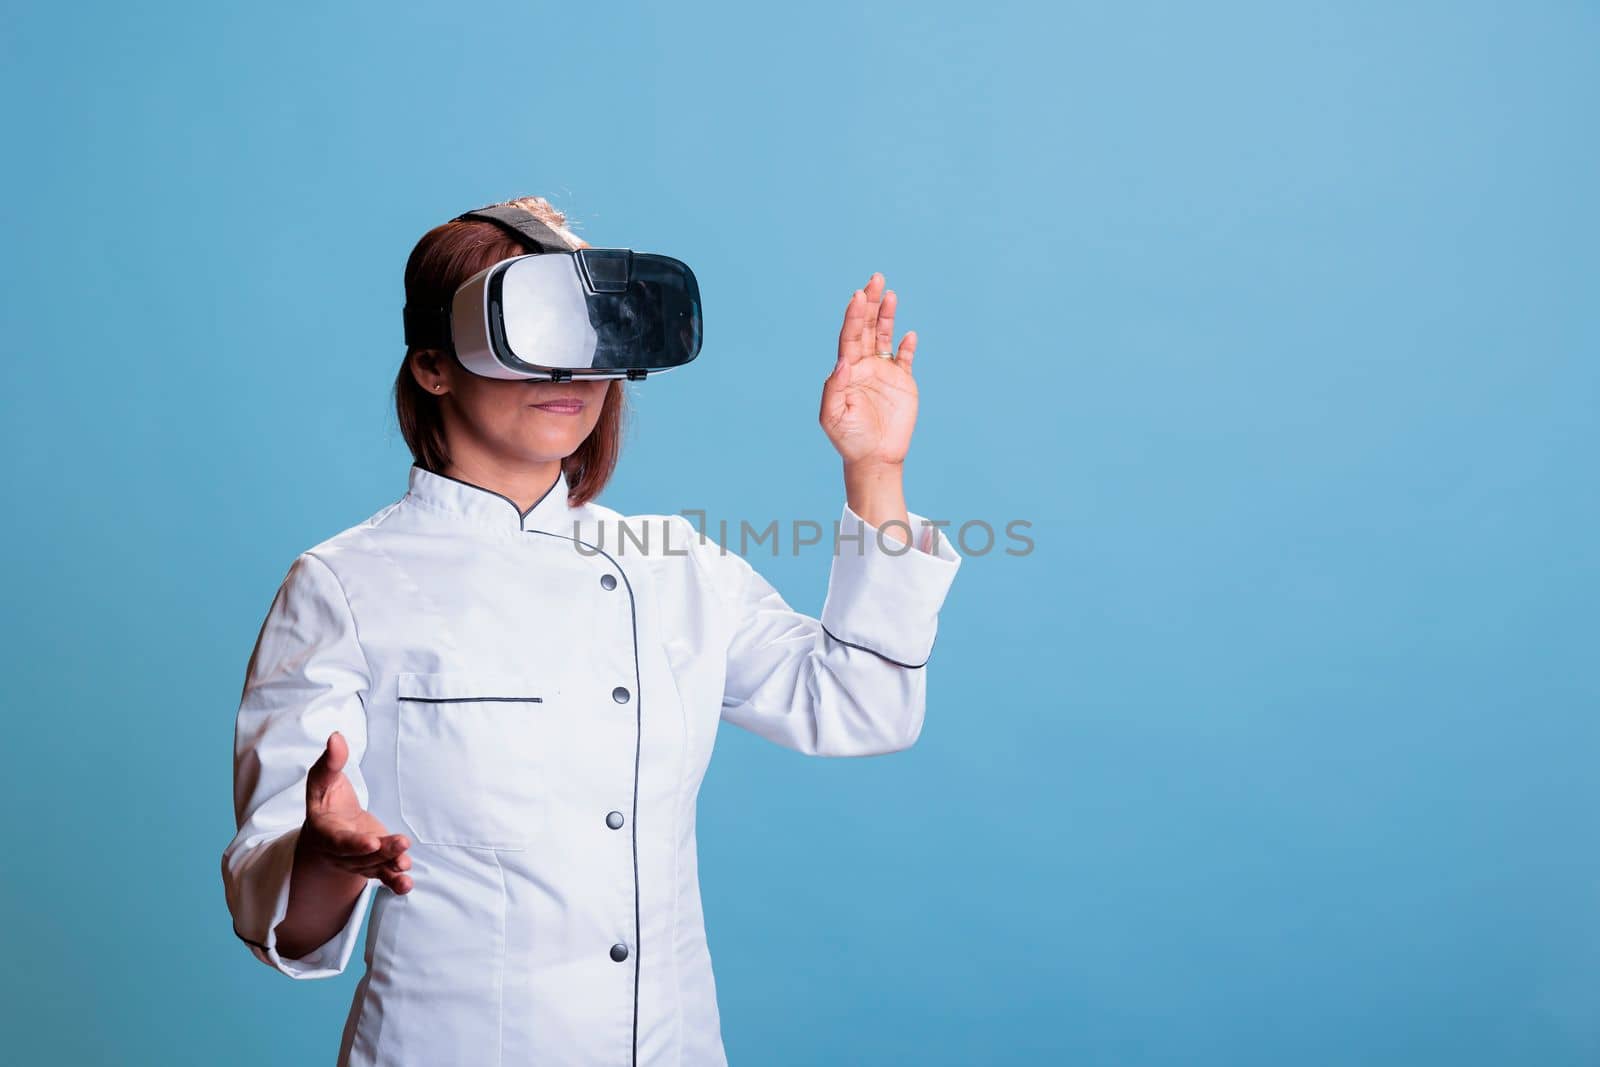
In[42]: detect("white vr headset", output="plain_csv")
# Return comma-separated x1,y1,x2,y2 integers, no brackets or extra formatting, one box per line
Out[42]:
403,204,704,382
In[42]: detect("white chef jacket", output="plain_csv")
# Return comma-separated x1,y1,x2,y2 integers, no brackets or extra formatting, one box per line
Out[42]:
222,462,962,1066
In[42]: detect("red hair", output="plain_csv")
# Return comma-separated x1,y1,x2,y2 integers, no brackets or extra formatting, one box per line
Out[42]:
394,196,624,507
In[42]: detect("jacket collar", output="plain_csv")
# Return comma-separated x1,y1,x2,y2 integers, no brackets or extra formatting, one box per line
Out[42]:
403,463,577,536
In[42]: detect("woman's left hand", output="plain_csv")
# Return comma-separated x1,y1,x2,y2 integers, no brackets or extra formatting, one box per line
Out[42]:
820,272,918,468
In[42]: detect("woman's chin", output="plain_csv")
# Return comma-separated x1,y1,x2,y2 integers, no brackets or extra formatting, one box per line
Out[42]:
509,435,586,460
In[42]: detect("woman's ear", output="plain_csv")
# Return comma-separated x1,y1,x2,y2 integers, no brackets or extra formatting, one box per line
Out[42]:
409,349,452,395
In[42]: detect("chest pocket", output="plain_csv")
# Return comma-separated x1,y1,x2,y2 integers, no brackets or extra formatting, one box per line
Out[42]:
395,671,547,851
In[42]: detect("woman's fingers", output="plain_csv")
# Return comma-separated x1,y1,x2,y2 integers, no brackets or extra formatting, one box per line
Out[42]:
317,822,408,862
303,809,417,891
898,329,918,373
345,849,412,877
336,856,413,894
329,838,413,894
321,825,382,857
837,272,891,365
837,289,869,363
380,869,414,894
876,287,896,356
344,832,409,865
860,272,884,353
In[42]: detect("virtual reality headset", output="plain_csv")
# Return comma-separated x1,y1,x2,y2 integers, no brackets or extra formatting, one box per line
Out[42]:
402,204,703,382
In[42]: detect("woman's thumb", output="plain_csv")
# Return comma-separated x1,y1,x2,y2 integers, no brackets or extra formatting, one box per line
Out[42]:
324,730,348,771
309,731,347,795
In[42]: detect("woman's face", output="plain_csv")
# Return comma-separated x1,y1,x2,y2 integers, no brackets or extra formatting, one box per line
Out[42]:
438,370,612,465
413,238,612,466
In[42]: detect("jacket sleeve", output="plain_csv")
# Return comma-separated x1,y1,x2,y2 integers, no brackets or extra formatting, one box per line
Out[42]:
685,500,962,756
221,550,377,979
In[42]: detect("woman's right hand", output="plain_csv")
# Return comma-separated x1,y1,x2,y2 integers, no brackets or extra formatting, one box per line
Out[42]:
302,730,413,894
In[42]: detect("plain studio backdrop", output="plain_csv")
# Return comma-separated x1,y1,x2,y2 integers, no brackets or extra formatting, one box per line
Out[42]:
2,2,1596,1064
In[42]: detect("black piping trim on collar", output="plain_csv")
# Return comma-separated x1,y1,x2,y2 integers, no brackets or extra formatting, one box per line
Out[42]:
820,624,935,669
524,525,644,1067
413,463,565,524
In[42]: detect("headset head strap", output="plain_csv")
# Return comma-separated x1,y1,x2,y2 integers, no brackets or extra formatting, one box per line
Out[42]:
403,204,574,350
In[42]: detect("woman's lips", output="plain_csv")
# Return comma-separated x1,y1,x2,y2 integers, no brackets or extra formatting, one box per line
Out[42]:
531,399,585,415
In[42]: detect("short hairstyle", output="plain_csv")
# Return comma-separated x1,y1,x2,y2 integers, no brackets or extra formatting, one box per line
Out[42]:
395,196,624,507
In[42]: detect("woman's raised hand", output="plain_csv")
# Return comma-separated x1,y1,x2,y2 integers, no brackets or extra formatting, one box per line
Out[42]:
302,730,413,894
819,271,919,469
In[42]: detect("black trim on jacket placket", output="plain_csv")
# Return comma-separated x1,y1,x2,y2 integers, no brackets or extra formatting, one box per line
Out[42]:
525,525,644,1067
408,463,644,1066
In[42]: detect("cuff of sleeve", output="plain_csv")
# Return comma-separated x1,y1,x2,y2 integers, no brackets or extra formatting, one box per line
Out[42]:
233,825,375,980
819,500,962,668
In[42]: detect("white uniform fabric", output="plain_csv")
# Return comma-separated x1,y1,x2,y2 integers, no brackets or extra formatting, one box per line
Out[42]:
222,463,962,1066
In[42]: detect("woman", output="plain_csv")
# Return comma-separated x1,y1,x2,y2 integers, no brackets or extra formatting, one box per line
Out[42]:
221,196,962,1066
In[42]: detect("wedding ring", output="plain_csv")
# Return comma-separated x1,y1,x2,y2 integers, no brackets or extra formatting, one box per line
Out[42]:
875,350,896,360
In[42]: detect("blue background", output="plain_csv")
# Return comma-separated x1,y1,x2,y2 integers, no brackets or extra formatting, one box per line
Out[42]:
3,1,1596,1063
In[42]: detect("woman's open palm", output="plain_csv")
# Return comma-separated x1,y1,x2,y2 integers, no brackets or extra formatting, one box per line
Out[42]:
303,731,413,894
820,272,919,467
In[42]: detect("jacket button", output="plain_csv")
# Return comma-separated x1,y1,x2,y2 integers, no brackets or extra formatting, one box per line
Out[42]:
606,811,625,829
612,686,630,704
600,573,617,590
610,943,629,962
